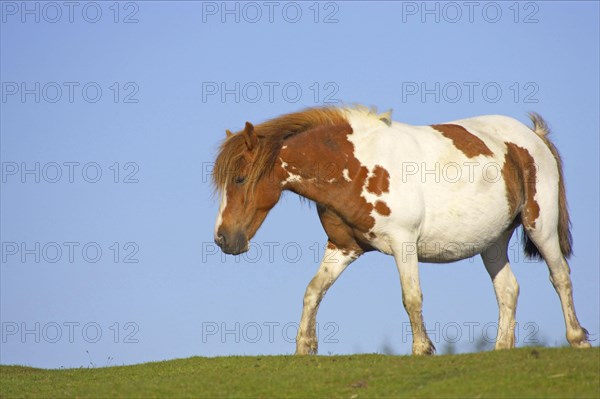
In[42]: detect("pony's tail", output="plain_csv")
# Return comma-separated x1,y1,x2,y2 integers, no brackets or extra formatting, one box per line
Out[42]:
523,113,573,259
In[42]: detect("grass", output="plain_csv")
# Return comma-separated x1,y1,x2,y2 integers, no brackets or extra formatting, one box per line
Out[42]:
1,347,598,398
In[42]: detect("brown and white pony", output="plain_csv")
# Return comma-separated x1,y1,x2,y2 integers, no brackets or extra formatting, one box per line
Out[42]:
212,105,590,355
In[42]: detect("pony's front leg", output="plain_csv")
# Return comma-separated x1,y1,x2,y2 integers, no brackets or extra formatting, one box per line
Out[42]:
295,242,359,355
392,240,435,355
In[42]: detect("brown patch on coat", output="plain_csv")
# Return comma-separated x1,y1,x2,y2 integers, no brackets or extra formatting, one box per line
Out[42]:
318,205,372,254
366,166,390,195
502,147,525,217
502,142,540,228
374,201,391,216
431,124,493,158
280,123,376,233
279,123,387,252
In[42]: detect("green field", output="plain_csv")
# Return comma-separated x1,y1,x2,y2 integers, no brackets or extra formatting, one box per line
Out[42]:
1,347,598,398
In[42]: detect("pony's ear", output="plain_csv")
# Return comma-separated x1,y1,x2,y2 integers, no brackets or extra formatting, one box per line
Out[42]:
225,129,233,138
243,122,257,151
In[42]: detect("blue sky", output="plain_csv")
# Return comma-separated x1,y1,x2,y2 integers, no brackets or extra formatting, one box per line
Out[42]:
1,1,598,369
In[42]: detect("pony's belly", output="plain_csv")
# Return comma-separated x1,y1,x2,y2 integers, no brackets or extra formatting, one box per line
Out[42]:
416,218,508,263
412,177,513,262
366,218,505,261
367,231,497,262
416,238,491,263
366,193,513,262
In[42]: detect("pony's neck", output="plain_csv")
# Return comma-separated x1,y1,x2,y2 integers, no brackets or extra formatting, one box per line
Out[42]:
272,119,389,244
276,122,360,208
276,122,380,237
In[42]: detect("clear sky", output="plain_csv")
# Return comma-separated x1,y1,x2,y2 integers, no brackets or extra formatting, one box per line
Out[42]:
1,1,598,369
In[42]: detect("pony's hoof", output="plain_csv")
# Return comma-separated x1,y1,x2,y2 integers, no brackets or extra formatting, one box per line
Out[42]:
568,328,592,348
413,340,436,355
494,340,516,350
295,338,318,355
571,340,592,349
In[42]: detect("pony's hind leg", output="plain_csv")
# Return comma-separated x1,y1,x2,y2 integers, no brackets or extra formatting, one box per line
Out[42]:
517,119,590,348
526,229,590,348
481,229,519,350
295,242,359,355
521,168,590,348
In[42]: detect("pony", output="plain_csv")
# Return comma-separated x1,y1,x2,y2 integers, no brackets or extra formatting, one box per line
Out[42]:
212,105,590,355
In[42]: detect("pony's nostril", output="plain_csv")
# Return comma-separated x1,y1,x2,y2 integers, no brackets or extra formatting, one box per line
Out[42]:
215,234,226,247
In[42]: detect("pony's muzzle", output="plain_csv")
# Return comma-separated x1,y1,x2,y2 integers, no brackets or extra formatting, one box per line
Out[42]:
215,229,248,255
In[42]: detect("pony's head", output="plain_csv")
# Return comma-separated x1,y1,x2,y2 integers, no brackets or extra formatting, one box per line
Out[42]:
212,106,350,254
212,122,284,254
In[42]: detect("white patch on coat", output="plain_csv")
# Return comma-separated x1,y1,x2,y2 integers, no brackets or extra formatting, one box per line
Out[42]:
214,184,228,237
342,168,351,182
284,174,303,185
280,158,303,186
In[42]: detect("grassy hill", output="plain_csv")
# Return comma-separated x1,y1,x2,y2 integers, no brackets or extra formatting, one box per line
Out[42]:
1,347,598,398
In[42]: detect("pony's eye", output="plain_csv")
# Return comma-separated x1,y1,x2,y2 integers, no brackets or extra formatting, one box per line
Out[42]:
235,176,246,185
